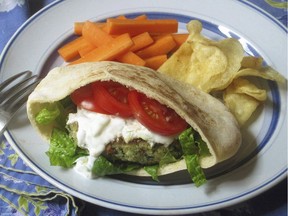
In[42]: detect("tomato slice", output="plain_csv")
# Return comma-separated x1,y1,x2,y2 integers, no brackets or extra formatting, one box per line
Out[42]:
92,81,133,118
70,84,109,114
72,82,188,135
128,90,188,135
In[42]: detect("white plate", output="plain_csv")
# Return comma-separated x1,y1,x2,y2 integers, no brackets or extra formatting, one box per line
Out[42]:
0,0,287,214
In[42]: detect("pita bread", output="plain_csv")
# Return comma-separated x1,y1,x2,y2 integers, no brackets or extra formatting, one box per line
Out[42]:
27,61,241,176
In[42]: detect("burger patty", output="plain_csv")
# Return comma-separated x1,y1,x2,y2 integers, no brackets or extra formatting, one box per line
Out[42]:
68,122,183,166
102,138,183,165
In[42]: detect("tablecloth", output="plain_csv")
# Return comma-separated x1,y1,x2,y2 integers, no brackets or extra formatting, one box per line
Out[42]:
0,0,287,215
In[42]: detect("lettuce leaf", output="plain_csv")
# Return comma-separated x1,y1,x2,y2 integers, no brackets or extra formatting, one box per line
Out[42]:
35,103,60,125
193,131,211,158
46,128,87,168
91,152,178,179
143,149,178,181
184,155,206,187
35,97,76,128
92,156,141,176
179,128,208,187
144,165,159,182
159,150,178,167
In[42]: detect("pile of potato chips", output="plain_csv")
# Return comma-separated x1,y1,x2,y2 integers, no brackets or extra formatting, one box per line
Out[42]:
158,20,285,126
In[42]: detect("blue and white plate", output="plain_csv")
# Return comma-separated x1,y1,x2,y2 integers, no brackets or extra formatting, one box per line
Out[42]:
0,0,287,214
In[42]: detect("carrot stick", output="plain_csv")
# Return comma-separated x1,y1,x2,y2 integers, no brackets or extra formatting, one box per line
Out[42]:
106,18,178,35
74,15,147,35
136,34,176,59
172,34,188,47
82,21,113,47
78,44,95,57
151,33,188,52
102,15,129,33
69,33,133,65
134,14,148,20
74,22,107,36
79,22,147,65
151,33,169,41
101,24,110,33
130,32,154,52
116,15,127,20
116,51,146,66
74,22,84,35
145,55,167,70
57,36,92,61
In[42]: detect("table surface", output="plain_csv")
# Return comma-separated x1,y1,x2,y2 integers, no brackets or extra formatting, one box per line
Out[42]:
0,0,287,215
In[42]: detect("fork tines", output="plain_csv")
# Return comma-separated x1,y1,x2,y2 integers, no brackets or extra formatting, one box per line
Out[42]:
0,71,39,112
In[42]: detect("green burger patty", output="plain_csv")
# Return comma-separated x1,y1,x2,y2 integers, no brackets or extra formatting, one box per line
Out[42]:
102,138,183,165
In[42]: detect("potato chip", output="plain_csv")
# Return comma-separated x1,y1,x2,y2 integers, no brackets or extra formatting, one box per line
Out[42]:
186,43,228,90
223,78,266,125
224,90,260,126
241,56,263,69
158,19,286,125
228,78,267,101
234,67,286,83
158,20,244,92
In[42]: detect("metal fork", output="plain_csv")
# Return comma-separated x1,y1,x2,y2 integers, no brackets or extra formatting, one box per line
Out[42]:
0,71,40,136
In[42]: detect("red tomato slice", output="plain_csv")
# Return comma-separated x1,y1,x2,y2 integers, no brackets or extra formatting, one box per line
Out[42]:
92,81,133,118
128,90,188,135
70,84,109,114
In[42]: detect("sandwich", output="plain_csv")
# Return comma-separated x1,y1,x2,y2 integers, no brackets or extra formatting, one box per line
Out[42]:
27,61,242,186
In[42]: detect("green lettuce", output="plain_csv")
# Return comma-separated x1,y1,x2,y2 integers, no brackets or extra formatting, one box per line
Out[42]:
179,128,209,187
35,97,75,129
35,103,60,125
92,156,141,176
142,129,210,186
91,148,179,180
36,97,85,167
46,128,88,168
143,151,178,181
144,165,159,181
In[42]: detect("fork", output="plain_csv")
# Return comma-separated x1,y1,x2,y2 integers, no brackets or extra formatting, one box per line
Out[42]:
0,71,40,136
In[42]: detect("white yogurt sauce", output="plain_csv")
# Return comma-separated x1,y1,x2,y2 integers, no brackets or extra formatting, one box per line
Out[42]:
67,108,176,178
74,156,96,179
